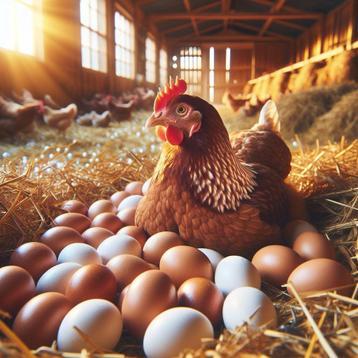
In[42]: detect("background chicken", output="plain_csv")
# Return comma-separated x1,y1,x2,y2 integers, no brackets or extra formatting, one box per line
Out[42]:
136,79,293,256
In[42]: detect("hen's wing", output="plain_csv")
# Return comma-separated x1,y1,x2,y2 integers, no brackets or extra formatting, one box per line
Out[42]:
231,100,291,179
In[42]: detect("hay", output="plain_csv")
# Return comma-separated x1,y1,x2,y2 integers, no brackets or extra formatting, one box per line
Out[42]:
277,82,358,141
291,62,322,93
317,50,358,87
268,72,290,102
304,90,358,145
0,108,358,357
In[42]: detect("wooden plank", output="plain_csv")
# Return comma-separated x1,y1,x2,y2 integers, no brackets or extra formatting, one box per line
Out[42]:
150,12,321,21
232,21,293,40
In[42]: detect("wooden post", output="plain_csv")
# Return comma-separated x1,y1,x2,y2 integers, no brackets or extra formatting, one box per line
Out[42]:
251,45,256,79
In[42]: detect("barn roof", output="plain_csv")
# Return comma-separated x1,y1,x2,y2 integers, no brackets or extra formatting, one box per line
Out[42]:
137,0,345,44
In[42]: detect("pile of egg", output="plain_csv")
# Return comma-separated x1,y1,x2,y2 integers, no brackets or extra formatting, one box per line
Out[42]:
0,180,354,358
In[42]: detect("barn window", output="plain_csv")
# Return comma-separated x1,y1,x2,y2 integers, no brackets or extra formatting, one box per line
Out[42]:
145,36,156,83
159,48,168,85
114,11,135,79
0,0,43,58
226,47,231,84
179,46,202,97
80,0,107,72
209,47,215,102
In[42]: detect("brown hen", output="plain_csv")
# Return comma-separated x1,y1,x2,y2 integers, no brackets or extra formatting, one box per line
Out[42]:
135,79,294,256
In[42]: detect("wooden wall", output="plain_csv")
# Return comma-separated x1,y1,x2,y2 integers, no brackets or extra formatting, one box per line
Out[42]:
0,0,166,105
294,0,357,62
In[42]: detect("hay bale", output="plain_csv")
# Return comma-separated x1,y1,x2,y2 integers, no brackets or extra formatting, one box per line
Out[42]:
269,72,290,101
291,62,322,92
317,50,358,86
278,82,358,140
287,70,299,93
306,90,358,144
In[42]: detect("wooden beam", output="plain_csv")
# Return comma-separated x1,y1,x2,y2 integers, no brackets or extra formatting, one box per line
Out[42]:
231,21,293,41
183,0,199,36
259,0,286,36
222,0,231,31
249,0,304,14
175,34,285,43
275,19,307,31
149,12,321,21
163,1,221,35
175,24,223,41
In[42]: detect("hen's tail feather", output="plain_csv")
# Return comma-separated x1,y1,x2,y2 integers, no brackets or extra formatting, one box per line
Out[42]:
258,100,280,132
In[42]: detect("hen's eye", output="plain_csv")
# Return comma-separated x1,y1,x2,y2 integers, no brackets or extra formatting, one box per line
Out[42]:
176,104,187,116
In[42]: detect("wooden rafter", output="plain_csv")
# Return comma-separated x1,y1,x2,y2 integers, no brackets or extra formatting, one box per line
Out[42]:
275,19,307,31
149,12,321,22
175,34,283,43
259,0,286,36
222,0,231,31
231,21,292,41
249,0,304,13
163,1,221,35
183,0,199,36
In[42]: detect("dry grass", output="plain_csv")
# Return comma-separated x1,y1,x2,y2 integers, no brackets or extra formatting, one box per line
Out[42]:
0,108,357,357
277,82,358,141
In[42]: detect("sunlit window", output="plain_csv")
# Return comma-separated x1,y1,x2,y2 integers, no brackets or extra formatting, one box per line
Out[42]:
209,47,215,102
80,0,107,72
179,46,202,96
115,11,135,79
0,0,43,58
145,36,156,83
226,47,231,84
159,48,168,85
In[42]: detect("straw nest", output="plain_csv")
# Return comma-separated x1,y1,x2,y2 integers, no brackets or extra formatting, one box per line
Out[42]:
0,107,357,357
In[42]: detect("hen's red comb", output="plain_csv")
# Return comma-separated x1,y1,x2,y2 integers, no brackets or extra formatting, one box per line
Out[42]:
154,77,187,113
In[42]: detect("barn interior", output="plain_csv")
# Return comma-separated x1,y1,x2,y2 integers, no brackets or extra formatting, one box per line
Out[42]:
0,1,358,357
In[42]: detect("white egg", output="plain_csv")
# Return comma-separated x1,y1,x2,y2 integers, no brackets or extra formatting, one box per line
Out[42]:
215,256,261,295
97,235,141,263
58,243,101,266
198,248,224,271
36,262,81,294
117,195,143,211
142,178,151,195
143,307,214,358
57,299,122,351
223,286,277,330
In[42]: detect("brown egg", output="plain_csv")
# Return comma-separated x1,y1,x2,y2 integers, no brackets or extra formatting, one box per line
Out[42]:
10,242,57,281
65,264,117,304
107,254,152,290
252,245,304,287
0,266,35,316
118,226,147,248
54,213,91,233
110,191,130,207
292,231,335,260
117,208,136,226
40,226,84,255
88,199,116,220
125,181,143,195
61,200,88,216
287,258,354,296
118,285,130,311
283,220,317,243
12,292,72,349
118,195,143,211
178,277,224,326
143,231,183,265
91,212,123,232
122,270,177,338
82,227,113,248
160,246,213,287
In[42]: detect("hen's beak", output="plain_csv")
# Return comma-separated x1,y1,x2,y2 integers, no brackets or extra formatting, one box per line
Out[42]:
145,110,202,138
145,112,163,128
